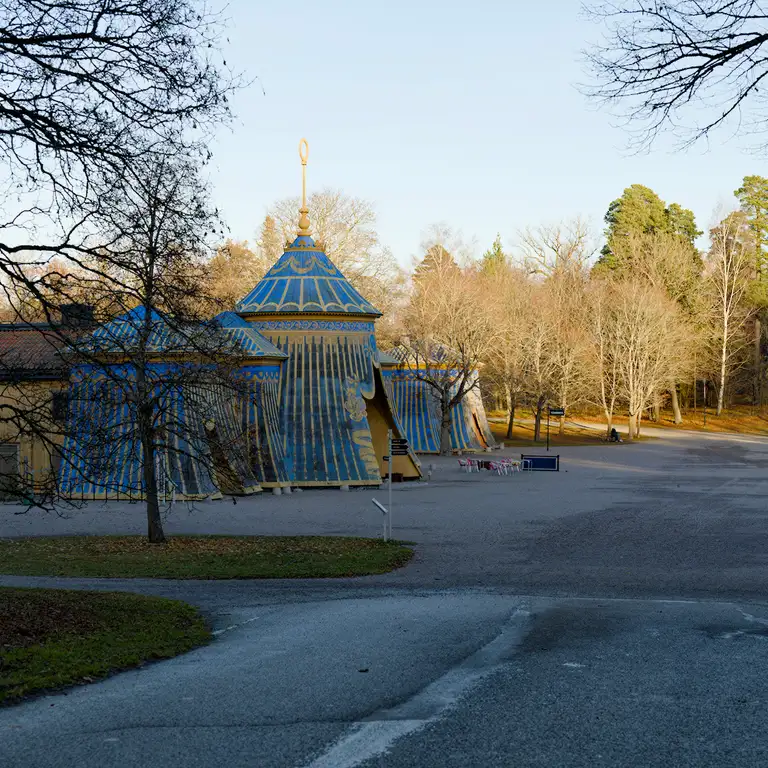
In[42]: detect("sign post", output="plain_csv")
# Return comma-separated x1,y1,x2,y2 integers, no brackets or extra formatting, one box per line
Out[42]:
387,430,392,540
384,433,409,541
547,407,565,452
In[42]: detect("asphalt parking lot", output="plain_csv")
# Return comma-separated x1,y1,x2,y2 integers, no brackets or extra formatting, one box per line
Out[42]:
4,428,768,767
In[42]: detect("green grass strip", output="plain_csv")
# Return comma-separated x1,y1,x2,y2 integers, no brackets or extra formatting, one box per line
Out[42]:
1,587,210,704
0,535,414,579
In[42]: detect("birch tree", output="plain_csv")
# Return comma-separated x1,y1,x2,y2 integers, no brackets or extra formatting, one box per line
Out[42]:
705,213,754,415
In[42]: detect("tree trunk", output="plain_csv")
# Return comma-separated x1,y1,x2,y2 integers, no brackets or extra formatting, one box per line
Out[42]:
506,390,516,440
670,386,682,424
138,406,165,543
626,412,636,442
603,409,612,438
533,396,545,442
439,394,452,456
754,316,762,406
718,328,729,417
652,393,660,423
558,414,565,436
636,410,642,438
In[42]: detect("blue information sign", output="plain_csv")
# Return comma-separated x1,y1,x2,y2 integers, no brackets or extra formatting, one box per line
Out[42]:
520,454,560,471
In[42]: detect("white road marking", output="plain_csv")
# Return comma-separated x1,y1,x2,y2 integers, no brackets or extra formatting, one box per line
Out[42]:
305,720,426,768
304,607,531,768
212,615,260,636
739,610,768,628
563,662,584,668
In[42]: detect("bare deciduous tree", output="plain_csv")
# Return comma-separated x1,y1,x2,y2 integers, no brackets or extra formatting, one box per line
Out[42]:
518,220,593,435
0,1,239,516
54,155,252,543
587,280,621,436
609,230,703,422
480,264,529,439
206,240,270,312
610,279,691,440
583,1,768,150
519,218,594,278
519,284,559,442
400,259,495,455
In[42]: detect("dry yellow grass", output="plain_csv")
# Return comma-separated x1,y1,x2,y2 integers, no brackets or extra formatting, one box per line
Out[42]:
488,404,768,443
488,415,607,447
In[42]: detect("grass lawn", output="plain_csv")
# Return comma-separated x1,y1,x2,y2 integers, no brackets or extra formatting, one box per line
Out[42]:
0,535,414,579
0,587,210,704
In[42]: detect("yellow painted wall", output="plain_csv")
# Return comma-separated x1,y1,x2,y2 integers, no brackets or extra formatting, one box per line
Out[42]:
0,380,67,491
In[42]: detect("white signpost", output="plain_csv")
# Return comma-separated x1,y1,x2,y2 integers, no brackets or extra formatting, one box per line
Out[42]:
372,430,409,542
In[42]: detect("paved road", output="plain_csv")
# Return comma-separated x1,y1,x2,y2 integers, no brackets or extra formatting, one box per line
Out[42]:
3,430,768,766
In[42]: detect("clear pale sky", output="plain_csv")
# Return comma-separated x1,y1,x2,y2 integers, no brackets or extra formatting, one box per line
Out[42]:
208,0,763,264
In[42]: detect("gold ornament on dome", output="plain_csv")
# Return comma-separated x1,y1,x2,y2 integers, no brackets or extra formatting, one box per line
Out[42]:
297,138,312,236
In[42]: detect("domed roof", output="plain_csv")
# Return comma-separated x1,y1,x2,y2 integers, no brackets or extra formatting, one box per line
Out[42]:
235,235,381,318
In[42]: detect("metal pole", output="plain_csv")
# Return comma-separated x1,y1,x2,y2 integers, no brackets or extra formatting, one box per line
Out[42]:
703,380,707,427
546,409,550,452
387,429,393,540
372,498,388,542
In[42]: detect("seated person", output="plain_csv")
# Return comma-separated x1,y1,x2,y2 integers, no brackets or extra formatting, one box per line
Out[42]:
609,427,622,443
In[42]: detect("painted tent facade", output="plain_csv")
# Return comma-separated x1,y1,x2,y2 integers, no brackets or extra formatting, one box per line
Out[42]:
380,355,496,454
237,234,421,486
214,312,291,488
59,307,287,499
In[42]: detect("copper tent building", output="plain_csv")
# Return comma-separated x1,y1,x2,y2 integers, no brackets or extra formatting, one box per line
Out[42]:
236,139,420,486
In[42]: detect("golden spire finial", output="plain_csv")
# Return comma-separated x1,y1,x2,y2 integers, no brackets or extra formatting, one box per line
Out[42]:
297,138,311,236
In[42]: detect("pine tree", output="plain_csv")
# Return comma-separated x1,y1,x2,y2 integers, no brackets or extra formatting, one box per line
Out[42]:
597,184,700,271
481,234,507,274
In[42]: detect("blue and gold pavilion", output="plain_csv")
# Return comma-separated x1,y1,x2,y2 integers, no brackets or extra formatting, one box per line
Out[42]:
237,140,420,486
